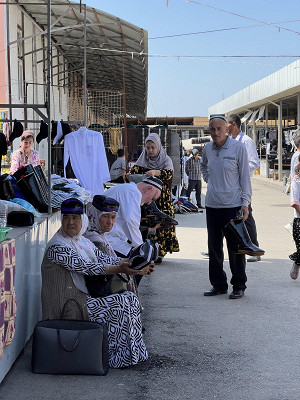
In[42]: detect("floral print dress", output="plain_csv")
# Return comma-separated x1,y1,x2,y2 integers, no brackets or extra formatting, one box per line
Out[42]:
131,165,180,257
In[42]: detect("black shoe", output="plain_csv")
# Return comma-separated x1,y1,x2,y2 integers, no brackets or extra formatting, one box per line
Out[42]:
155,257,163,264
204,287,228,296
198,205,205,209
229,289,244,299
224,219,265,257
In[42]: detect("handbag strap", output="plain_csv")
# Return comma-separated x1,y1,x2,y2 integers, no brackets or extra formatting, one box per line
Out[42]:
57,329,82,352
60,298,85,320
116,273,130,283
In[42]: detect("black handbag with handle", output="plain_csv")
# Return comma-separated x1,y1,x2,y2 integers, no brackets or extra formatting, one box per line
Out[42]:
31,299,109,375
85,273,129,298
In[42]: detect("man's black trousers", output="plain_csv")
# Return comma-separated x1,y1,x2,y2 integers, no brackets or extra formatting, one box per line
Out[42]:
206,206,247,291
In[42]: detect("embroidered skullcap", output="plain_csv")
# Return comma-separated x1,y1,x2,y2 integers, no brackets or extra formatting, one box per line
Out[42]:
142,176,163,191
61,198,85,214
209,114,227,122
92,195,119,213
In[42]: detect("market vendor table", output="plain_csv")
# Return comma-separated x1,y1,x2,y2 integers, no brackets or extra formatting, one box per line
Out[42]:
0,212,61,383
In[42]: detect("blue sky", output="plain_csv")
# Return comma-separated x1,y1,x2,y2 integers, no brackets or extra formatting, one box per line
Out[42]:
85,0,300,117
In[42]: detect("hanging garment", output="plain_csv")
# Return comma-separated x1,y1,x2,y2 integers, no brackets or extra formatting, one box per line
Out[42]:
3,122,10,142
9,120,23,142
64,127,110,196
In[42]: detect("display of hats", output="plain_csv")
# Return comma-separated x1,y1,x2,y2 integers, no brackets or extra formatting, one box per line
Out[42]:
92,195,119,213
61,198,85,214
9,120,24,142
128,239,159,270
141,176,163,191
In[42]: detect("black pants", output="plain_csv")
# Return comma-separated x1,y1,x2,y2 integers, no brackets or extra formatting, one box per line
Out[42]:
206,207,247,291
289,218,300,264
245,203,259,247
186,179,202,207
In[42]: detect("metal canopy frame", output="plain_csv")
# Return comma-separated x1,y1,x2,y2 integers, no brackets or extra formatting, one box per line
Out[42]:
1,0,148,213
14,0,148,119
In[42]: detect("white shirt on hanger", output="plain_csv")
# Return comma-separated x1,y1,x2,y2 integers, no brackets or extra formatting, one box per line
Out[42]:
64,127,110,196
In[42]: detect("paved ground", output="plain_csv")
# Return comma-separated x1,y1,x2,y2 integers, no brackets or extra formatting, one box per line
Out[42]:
0,176,299,400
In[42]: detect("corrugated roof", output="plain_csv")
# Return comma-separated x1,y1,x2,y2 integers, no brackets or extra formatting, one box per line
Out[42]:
208,59,300,116
20,0,148,118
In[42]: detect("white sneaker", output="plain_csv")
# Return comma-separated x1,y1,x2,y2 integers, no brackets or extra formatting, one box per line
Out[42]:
290,262,300,280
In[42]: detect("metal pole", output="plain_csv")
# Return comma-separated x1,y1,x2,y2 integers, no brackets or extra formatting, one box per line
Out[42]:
265,104,269,178
278,100,283,181
121,41,128,162
6,1,12,126
47,0,52,213
83,4,87,126
297,94,300,130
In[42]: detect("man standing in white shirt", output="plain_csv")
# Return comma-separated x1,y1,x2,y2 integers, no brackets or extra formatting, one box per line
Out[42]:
105,176,163,257
227,114,260,262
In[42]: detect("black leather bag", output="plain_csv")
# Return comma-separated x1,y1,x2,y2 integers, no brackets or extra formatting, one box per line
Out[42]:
0,174,15,200
13,164,49,213
7,211,34,226
31,299,109,375
85,273,129,298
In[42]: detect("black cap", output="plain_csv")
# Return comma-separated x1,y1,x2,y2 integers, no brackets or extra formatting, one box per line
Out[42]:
61,198,85,214
142,176,163,191
92,195,119,212
9,120,24,142
36,121,48,144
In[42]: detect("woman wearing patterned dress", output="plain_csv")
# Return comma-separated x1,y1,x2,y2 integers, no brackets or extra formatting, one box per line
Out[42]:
41,198,153,368
289,159,300,280
10,130,40,174
129,132,179,262
84,194,138,294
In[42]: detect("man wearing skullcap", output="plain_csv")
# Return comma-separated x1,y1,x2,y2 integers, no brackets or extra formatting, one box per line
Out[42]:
185,148,204,209
227,113,260,262
105,176,163,257
200,115,252,299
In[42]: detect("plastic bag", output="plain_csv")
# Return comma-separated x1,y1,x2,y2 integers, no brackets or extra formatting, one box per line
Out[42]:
10,198,41,217
0,199,27,214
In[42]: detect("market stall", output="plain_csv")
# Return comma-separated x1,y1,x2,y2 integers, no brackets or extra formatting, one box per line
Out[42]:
0,211,61,383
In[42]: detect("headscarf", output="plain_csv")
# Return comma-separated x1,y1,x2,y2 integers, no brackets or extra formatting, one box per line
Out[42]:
84,206,117,258
21,130,34,141
135,132,173,170
46,212,97,294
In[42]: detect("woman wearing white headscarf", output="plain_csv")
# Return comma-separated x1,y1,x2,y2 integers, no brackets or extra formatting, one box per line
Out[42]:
41,198,152,368
130,132,179,262
84,194,137,294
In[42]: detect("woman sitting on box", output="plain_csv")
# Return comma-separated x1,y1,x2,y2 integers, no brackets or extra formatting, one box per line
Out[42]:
41,198,153,368
10,130,40,174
